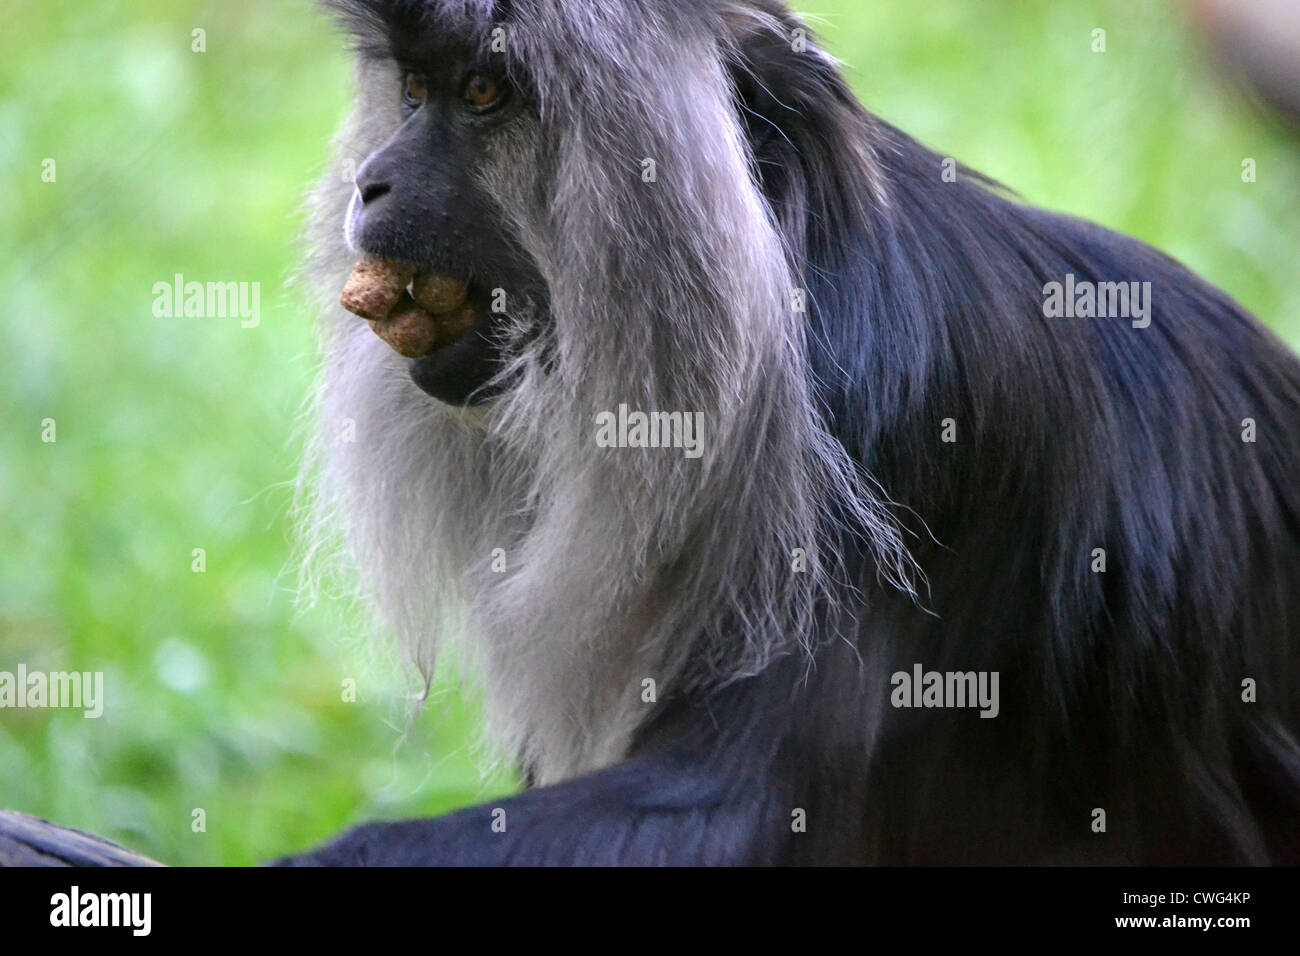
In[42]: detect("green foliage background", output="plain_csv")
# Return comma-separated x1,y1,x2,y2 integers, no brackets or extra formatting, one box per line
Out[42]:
1,0,1297,864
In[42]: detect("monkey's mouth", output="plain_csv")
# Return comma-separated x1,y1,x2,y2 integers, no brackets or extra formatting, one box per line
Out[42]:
339,253,482,359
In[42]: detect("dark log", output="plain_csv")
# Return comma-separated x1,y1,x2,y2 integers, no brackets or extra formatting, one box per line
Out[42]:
0,811,162,867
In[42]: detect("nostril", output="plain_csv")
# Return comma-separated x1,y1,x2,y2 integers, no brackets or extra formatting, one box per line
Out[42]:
359,182,391,204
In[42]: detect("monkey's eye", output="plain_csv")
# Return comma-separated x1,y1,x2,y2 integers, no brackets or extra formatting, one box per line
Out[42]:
402,72,429,108
461,71,507,112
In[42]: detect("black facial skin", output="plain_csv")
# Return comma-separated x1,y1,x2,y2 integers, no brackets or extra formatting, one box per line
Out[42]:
350,43,546,405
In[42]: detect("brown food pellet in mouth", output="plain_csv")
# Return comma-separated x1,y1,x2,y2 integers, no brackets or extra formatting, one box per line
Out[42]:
339,255,477,358
438,305,478,342
339,253,414,321
367,295,442,358
411,273,469,315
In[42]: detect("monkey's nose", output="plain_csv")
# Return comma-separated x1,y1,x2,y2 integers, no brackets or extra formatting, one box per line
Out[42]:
358,180,391,204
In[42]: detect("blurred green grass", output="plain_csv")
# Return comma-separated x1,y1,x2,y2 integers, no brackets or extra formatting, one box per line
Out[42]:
1,0,1297,864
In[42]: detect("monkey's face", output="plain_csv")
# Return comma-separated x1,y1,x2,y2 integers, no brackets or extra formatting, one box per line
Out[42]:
327,0,814,411
343,31,545,406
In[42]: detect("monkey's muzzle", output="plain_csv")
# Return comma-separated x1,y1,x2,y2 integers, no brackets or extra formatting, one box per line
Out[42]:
339,253,478,358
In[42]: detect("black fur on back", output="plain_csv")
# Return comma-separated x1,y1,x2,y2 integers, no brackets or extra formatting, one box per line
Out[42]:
646,14,1300,864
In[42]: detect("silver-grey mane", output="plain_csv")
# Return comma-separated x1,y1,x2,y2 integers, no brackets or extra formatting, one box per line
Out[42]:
297,0,916,784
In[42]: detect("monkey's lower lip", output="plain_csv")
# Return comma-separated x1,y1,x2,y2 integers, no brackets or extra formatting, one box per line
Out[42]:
339,254,479,358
